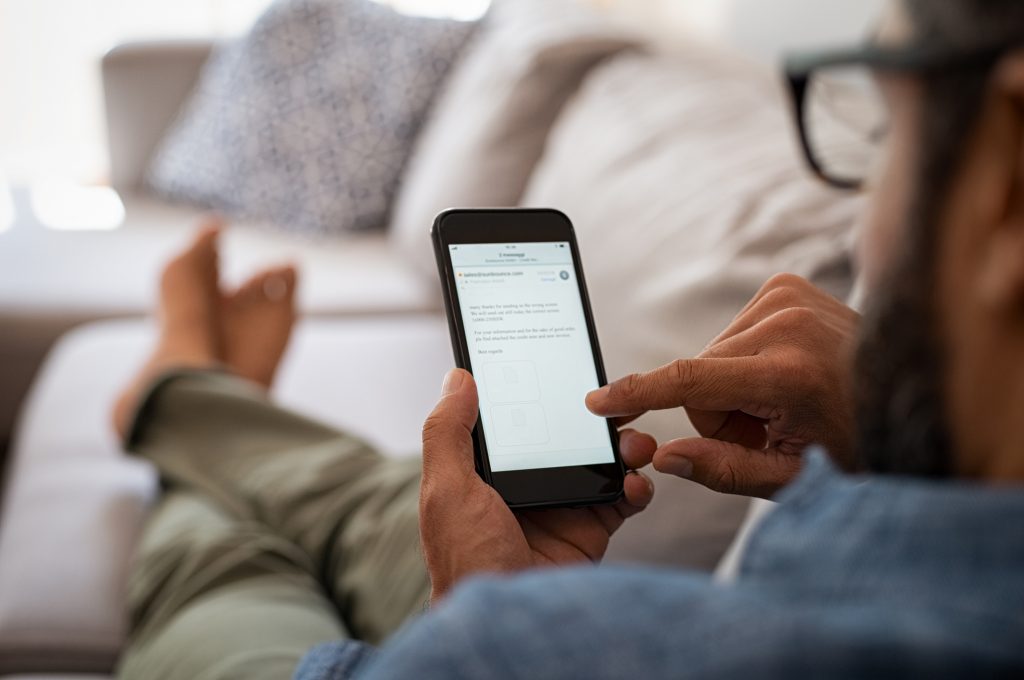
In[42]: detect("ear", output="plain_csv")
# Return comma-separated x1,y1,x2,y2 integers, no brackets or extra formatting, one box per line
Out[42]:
977,51,1024,313
994,51,1024,225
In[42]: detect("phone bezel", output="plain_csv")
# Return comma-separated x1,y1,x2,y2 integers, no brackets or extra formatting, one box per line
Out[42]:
431,208,626,509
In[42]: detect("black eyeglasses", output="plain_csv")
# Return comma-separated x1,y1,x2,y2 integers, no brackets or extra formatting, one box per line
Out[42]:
784,42,1016,190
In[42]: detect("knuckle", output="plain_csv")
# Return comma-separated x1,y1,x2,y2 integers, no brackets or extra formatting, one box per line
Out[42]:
710,460,742,494
670,359,698,390
612,371,645,402
755,345,807,393
771,306,819,330
759,285,799,309
761,272,806,294
421,413,458,456
770,345,805,373
419,482,443,511
419,488,449,523
624,371,645,398
776,350,819,392
421,412,445,443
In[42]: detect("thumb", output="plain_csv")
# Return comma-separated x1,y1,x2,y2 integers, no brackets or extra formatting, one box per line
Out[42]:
422,369,479,481
652,437,802,499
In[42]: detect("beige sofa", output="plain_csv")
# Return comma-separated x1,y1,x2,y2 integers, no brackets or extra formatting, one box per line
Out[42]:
0,2,875,675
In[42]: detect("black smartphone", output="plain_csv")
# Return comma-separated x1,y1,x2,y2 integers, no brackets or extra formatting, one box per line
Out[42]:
432,208,626,509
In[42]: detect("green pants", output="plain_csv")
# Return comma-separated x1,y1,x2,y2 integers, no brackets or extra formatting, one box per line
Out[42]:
116,370,430,680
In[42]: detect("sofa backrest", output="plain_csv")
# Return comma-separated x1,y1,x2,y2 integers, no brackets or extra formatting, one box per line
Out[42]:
102,41,212,193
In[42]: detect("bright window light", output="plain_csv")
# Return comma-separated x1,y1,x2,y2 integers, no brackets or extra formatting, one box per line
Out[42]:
0,181,12,233
30,180,125,231
378,0,490,20
0,0,491,186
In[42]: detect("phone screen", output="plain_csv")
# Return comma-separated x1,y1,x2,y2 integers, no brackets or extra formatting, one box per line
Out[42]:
449,241,616,473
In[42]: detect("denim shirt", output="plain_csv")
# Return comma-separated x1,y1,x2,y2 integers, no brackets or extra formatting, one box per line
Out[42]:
296,452,1024,679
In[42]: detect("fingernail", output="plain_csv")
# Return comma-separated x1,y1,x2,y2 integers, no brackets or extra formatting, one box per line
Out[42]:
663,455,694,479
629,470,655,495
442,369,465,396
587,386,609,407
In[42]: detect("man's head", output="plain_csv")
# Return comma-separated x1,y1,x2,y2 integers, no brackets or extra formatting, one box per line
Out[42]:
855,0,1024,479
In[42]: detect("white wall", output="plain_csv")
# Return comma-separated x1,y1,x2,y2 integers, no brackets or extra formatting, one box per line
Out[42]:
726,0,888,60
0,0,489,185
599,0,887,62
0,0,276,185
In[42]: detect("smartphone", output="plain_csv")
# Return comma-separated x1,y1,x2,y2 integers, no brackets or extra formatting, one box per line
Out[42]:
432,208,626,509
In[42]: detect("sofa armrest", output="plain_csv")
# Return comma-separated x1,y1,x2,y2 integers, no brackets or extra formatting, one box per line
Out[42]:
102,40,214,193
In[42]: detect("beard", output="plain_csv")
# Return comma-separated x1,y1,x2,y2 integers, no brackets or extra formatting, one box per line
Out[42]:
852,247,954,477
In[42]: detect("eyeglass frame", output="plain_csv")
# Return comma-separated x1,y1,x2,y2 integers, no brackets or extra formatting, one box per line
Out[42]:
783,41,1018,190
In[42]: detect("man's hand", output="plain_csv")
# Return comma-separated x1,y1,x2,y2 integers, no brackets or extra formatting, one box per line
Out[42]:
587,274,860,498
420,369,655,604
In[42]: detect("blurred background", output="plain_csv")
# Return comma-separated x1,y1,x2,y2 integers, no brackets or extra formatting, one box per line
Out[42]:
0,0,882,188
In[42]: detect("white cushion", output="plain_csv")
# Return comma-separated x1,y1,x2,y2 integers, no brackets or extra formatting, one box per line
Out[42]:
11,317,454,465
522,45,865,564
103,41,213,193
389,0,639,278
705,0,885,63
0,456,153,674
0,316,453,674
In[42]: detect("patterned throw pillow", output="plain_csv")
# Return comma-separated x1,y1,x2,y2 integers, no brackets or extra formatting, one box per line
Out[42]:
147,0,477,236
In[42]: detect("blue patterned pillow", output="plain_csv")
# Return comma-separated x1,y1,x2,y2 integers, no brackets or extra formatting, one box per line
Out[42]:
147,0,477,236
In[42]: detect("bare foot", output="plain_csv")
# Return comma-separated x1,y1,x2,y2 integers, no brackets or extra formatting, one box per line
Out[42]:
112,224,225,438
222,265,298,388
154,226,224,364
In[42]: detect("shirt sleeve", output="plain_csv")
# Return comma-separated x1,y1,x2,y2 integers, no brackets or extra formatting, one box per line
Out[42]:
352,566,728,680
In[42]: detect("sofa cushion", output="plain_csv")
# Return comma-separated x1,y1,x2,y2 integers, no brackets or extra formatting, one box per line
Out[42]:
389,0,640,278
522,45,865,565
147,0,475,236
102,41,213,193
0,456,154,675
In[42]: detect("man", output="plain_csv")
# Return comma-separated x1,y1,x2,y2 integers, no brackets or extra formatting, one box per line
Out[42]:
116,0,1024,677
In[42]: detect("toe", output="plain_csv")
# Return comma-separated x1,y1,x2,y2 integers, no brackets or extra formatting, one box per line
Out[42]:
232,272,271,306
192,230,221,277
260,266,297,303
163,225,221,282
277,264,297,288
196,215,225,239
270,265,298,298
231,265,298,305
189,222,221,255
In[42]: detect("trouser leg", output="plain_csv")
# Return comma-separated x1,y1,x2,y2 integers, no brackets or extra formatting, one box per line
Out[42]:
118,370,430,679
117,490,350,680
